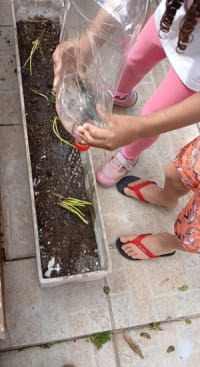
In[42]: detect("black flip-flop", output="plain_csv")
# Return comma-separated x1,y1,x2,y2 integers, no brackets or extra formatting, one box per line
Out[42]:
116,175,157,202
116,234,176,261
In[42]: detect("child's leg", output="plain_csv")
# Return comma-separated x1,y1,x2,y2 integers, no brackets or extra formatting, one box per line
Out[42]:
115,14,166,95
174,193,200,254
117,138,200,260
174,136,200,254
122,68,194,160
117,192,200,260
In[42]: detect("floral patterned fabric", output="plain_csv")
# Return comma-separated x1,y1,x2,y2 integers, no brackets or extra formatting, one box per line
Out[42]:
174,136,200,253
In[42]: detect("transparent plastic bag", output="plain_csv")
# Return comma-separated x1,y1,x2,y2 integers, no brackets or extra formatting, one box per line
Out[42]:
56,0,148,150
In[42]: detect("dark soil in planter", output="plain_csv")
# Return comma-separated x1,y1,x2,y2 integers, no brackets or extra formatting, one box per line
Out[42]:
17,20,100,278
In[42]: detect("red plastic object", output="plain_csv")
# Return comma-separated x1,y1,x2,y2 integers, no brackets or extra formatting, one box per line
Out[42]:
75,139,90,151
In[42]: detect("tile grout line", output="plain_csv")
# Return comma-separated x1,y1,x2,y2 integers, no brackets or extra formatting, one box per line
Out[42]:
104,276,121,367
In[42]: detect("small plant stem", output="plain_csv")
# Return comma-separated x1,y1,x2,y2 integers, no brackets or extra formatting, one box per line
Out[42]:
23,38,41,76
68,197,92,206
52,116,75,148
58,197,92,224
29,88,49,101
59,201,88,224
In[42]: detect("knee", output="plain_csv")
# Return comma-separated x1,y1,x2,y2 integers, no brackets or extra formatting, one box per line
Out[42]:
125,53,137,71
164,161,177,181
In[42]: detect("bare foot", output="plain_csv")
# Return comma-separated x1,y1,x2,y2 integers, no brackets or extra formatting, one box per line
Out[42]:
119,233,177,260
124,180,178,209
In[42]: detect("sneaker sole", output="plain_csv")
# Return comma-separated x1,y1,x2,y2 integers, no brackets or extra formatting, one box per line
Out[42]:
96,156,139,187
114,91,138,108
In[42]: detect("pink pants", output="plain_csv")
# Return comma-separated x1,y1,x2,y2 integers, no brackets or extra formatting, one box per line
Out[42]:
117,15,194,160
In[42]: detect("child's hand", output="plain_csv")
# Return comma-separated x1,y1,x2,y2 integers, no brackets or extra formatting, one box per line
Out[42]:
52,39,91,94
77,105,141,150
52,40,79,94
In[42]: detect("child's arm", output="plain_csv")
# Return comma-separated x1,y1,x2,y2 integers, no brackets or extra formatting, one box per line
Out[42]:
52,7,116,94
77,93,200,150
140,92,200,137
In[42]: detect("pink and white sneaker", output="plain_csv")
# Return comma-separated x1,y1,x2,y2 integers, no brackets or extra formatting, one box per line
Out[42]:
114,90,138,108
96,151,138,187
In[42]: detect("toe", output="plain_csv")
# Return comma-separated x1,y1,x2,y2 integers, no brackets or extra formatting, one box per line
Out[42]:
120,235,137,243
124,187,137,198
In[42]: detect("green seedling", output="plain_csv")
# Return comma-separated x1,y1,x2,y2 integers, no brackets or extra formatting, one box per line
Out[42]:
29,88,49,101
23,38,41,76
50,93,56,106
51,116,75,148
58,197,92,224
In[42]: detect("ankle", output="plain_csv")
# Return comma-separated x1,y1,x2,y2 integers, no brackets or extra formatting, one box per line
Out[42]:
121,150,138,161
158,190,179,208
114,91,129,100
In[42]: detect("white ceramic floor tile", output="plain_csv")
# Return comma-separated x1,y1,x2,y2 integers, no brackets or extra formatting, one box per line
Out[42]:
114,316,200,367
0,126,35,259
0,27,15,56
0,336,117,367
0,259,112,349
106,249,200,329
0,1,13,26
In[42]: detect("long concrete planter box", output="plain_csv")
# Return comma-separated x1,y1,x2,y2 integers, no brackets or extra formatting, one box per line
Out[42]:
13,0,112,287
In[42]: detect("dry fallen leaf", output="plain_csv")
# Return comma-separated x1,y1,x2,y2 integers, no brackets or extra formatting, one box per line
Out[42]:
140,332,151,339
167,345,175,353
177,284,189,292
123,333,144,359
103,285,110,295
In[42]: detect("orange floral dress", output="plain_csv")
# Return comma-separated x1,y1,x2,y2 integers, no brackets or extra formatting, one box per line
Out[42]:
174,136,200,253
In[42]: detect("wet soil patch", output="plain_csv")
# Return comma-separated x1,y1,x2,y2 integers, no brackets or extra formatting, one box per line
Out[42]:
17,20,100,278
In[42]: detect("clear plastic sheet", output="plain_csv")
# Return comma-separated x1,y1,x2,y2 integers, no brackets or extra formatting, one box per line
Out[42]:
56,0,148,149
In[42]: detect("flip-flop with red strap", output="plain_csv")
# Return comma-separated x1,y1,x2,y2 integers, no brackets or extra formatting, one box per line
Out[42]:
116,233,176,261
116,175,157,202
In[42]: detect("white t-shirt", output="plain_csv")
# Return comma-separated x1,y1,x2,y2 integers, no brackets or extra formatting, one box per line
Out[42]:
155,0,200,91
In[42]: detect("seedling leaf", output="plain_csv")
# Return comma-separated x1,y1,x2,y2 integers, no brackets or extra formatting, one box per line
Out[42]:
29,88,49,101
51,116,75,148
58,196,92,224
50,93,56,105
23,38,41,76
